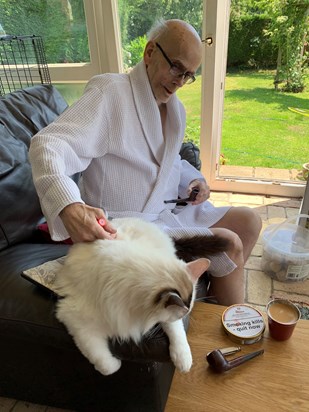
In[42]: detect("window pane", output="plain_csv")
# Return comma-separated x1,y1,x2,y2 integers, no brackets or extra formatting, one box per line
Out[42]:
117,0,203,71
0,0,90,64
54,83,86,105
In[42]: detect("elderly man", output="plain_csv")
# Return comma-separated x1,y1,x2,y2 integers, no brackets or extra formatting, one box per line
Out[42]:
29,19,261,306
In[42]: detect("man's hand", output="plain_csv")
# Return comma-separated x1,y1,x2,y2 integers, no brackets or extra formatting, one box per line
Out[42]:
59,203,117,243
187,178,210,205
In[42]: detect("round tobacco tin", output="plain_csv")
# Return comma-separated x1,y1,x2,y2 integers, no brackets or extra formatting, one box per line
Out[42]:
222,304,265,344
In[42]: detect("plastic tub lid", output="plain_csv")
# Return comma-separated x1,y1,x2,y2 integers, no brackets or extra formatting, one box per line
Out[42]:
262,223,309,258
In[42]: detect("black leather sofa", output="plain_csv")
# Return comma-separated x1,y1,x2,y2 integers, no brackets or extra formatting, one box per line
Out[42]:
0,85,207,411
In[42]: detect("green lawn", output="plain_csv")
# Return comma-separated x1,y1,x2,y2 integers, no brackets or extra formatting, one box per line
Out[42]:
177,70,309,170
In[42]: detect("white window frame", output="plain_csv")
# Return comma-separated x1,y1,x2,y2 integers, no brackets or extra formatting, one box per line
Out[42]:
48,0,123,83
200,0,305,198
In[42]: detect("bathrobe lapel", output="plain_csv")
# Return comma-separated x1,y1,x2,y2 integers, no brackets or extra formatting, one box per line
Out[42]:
129,62,165,165
129,62,185,213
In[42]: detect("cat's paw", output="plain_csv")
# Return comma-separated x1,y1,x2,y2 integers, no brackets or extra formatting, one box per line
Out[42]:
94,356,122,376
169,343,192,373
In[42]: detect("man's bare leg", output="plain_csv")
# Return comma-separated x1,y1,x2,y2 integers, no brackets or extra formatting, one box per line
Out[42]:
211,207,262,262
208,227,245,306
207,209,261,306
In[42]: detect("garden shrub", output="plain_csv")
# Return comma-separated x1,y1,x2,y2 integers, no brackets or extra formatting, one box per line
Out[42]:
228,15,277,69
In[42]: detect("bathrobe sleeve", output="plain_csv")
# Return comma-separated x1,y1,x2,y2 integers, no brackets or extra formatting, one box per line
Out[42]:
178,159,206,198
29,76,118,239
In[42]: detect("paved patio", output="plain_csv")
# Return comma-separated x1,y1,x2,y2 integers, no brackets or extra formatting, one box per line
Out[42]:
209,191,309,312
219,165,304,182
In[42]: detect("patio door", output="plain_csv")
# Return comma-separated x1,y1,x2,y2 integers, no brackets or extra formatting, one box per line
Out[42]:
200,0,306,198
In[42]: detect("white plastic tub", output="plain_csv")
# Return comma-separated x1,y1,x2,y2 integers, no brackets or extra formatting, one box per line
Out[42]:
261,215,309,282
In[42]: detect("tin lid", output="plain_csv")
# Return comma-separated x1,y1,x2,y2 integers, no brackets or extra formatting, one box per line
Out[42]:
222,304,265,343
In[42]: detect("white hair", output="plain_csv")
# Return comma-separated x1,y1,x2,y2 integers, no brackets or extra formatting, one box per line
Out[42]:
147,18,201,43
147,18,169,41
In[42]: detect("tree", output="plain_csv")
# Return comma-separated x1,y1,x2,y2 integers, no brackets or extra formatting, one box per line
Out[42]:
262,0,309,92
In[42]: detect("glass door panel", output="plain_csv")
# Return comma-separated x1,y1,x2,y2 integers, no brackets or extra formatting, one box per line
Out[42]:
219,69,309,186
201,0,307,197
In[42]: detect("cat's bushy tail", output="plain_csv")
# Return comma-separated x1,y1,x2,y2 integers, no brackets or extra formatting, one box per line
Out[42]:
173,235,229,263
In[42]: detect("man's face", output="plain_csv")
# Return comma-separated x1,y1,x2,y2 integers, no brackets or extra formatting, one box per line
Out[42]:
144,39,202,106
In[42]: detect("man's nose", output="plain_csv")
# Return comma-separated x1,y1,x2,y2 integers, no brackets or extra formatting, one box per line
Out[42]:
173,75,186,87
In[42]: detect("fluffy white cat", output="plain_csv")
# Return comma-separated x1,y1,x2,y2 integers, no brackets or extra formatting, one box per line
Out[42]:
55,217,221,376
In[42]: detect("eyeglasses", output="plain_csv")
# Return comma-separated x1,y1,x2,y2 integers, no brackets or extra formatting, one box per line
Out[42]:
155,43,196,85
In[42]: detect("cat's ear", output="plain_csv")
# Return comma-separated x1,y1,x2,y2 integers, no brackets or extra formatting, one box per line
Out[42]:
186,258,210,282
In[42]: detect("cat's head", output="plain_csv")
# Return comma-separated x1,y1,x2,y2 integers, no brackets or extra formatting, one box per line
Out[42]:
152,257,210,323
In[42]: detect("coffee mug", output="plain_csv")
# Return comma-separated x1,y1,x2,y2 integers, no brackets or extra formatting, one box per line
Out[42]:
266,299,301,341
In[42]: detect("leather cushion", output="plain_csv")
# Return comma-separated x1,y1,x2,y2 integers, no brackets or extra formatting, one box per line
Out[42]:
0,124,43,250
0,84,68,148
0,85,68,251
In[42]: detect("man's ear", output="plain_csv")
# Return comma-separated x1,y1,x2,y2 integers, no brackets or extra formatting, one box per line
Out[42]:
186,258,210,282
143,41,155,64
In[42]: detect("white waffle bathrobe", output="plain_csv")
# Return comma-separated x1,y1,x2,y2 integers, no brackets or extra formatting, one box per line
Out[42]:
29,62,235,276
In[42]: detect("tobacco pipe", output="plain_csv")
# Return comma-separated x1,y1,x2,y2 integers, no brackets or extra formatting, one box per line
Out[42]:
164,188,199,204
206,349,264,373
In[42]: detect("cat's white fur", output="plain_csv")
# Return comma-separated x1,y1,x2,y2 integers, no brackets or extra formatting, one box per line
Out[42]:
55,217,209,376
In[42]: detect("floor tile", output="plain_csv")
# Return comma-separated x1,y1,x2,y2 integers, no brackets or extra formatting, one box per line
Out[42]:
246,270,272,307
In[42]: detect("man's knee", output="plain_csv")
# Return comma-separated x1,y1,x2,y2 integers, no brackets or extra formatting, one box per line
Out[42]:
227,230,244,260
242,206,261,224
211,227,244,262
240,207,262,236
230,206,262,236
211,206,262,236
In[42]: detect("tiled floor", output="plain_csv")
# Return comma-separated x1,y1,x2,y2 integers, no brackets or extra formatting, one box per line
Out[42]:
1,191,308,412
209,191,309,312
